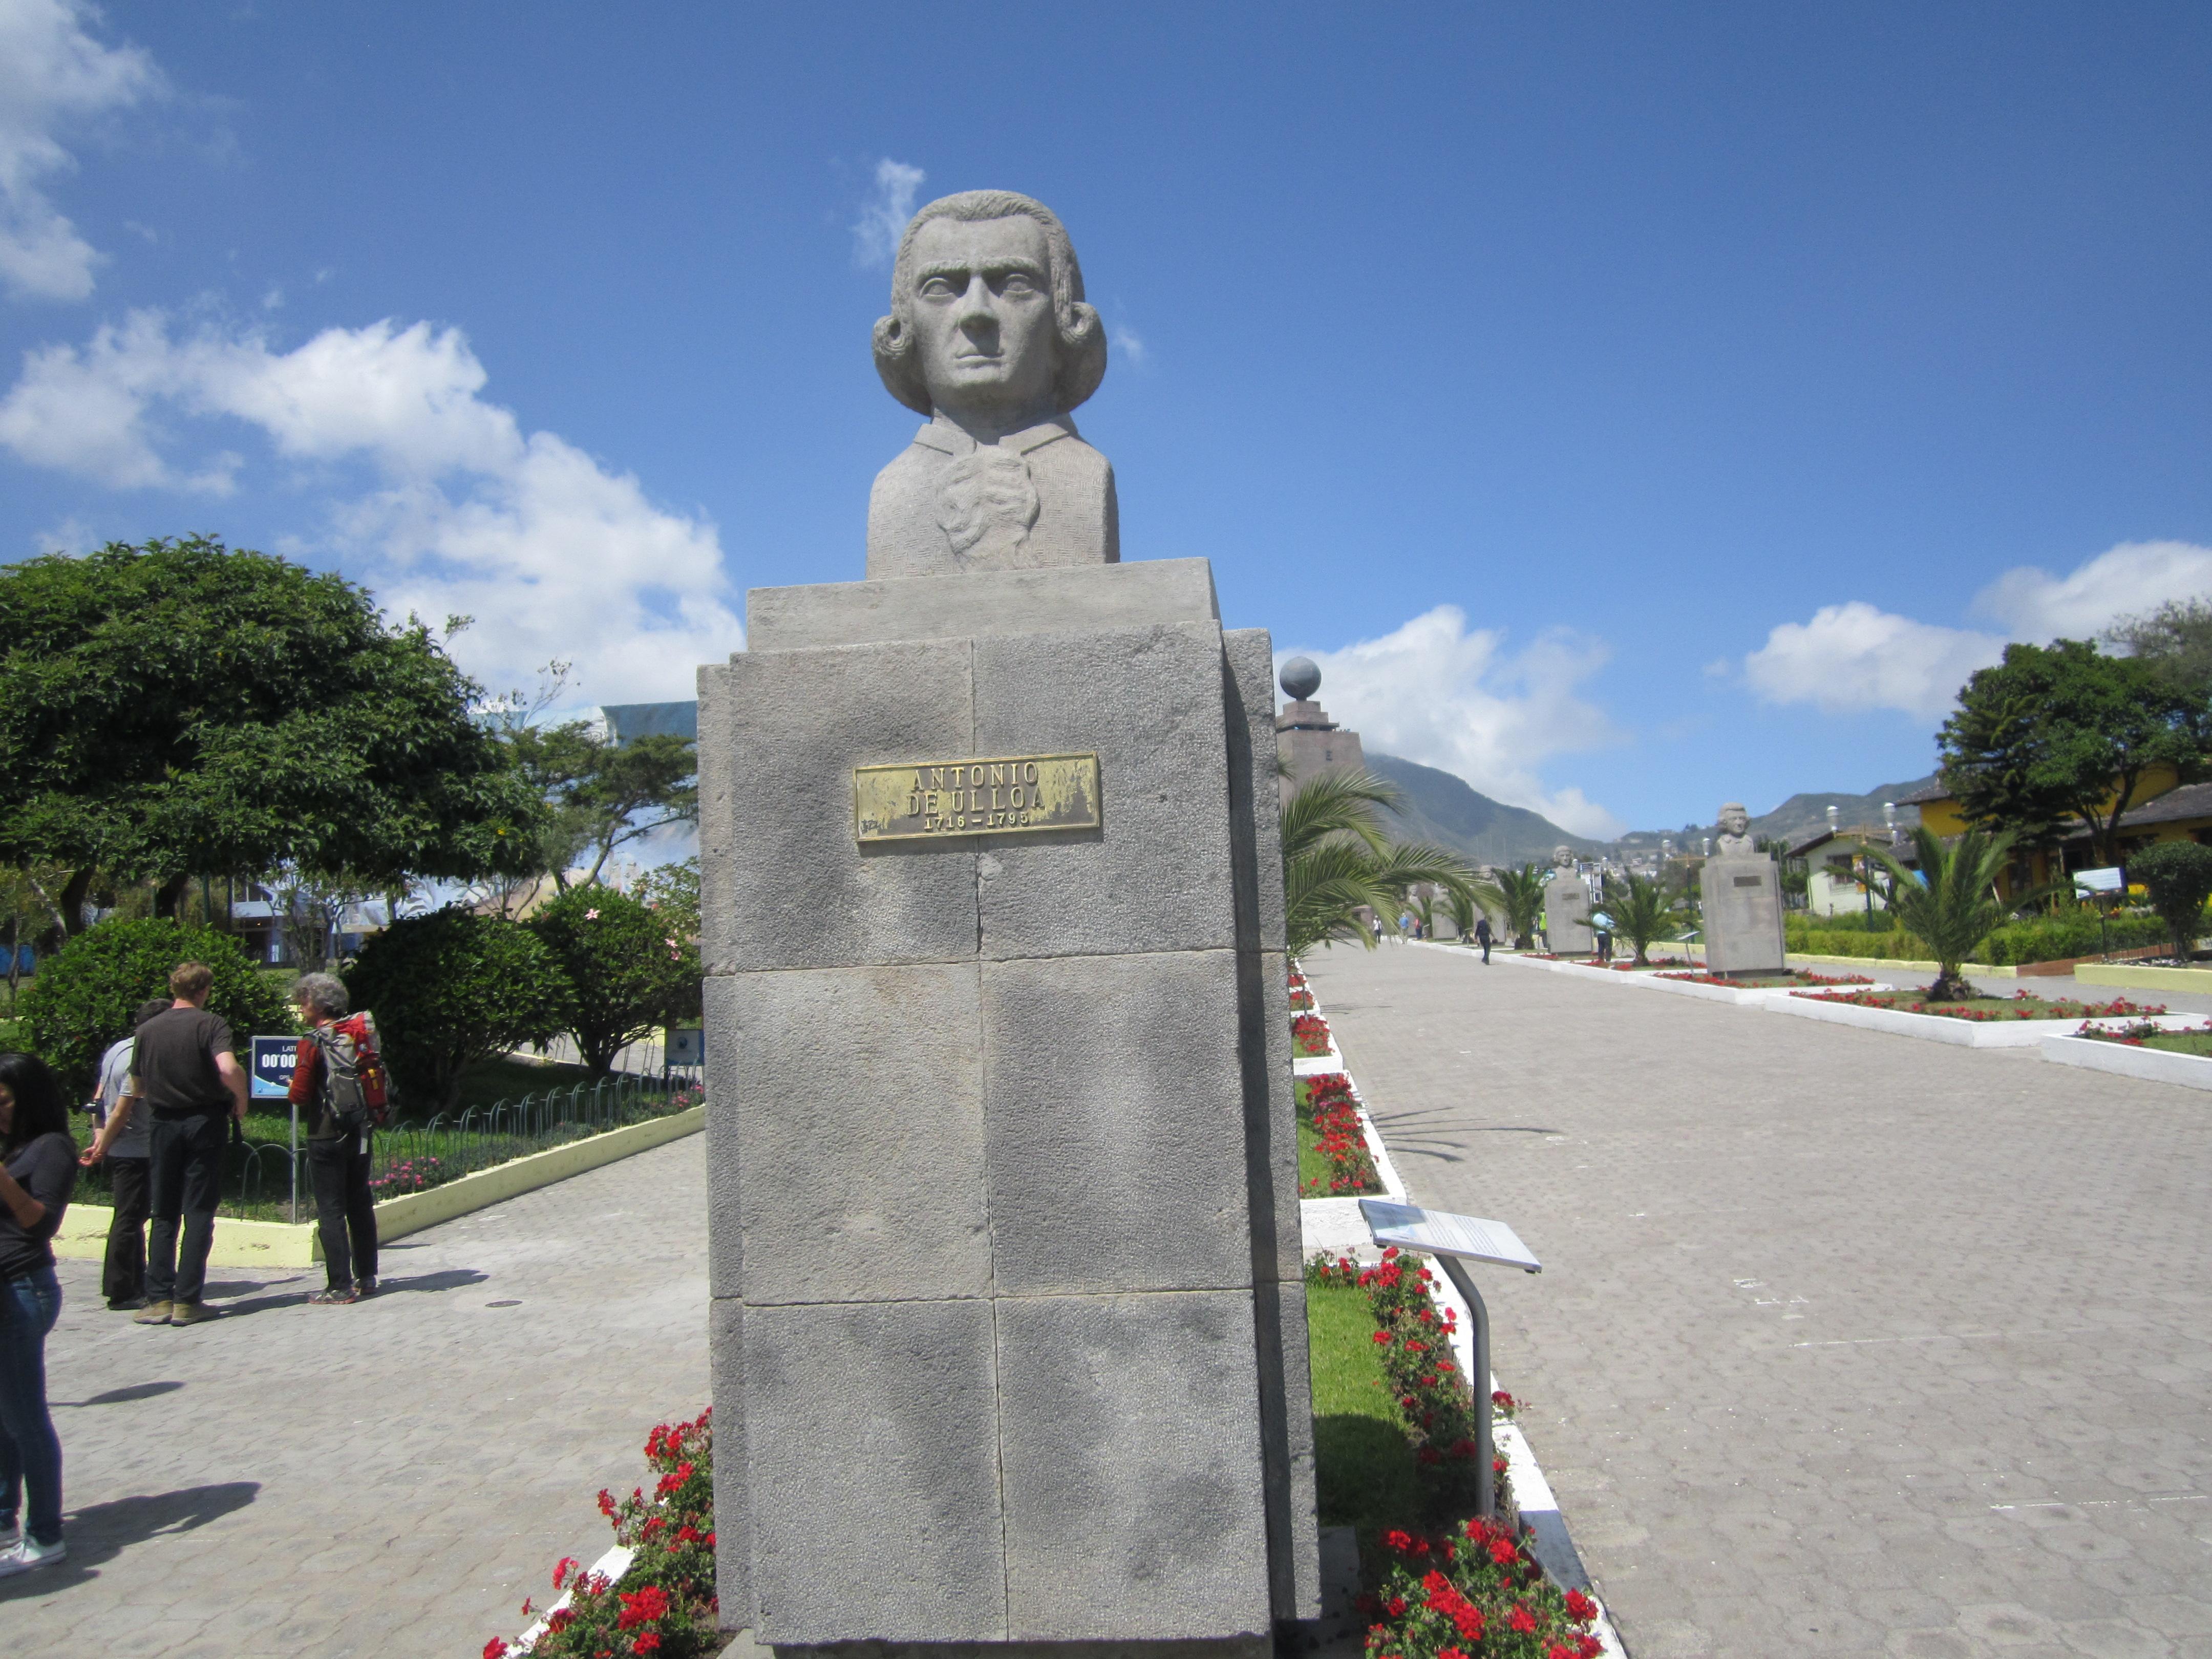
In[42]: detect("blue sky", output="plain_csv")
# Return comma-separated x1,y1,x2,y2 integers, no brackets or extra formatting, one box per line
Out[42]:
2,2,2208,837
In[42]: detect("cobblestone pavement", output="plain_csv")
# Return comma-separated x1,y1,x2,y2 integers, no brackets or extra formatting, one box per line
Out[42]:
1,1133,708,1656
1305,943,2212,1659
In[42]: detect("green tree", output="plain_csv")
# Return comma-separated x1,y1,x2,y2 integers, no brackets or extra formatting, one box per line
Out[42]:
0,537,544,930
501,716,697,892
17,919,293,1093
1937,640,2212,865
2106,597,2212,701
527,886,702,1076
1281,770,1479,956
1867,826,2040,1002
343,909,572,1112
1478,864,1547,951
2124,840,2212,964
1573,871,1686,966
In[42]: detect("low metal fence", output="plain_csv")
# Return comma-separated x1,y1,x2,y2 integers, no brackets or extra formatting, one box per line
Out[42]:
77,1069,704,1221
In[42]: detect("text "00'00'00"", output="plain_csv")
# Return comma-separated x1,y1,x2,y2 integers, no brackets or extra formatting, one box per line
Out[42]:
853,753,1101,842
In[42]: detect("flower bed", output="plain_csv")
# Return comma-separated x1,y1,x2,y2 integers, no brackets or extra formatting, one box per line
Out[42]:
1290,968,1316,1013
1300,1073,1385,1197
1800,989,2167,1022
2070,1018,2212,1053
1293,1011,1334,1056
369,1155,462,1199
1660,969,1870,989
1306,1250,1600,1658
487,1410,717,1658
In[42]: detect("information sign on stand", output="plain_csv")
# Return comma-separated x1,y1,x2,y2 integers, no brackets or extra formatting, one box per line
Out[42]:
249,1034,300,1099
1359,1199,1544,1519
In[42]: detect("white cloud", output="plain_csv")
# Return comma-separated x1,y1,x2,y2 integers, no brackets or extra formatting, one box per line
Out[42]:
0,0,160,301
1972,540,2212,639
0,310,743,700
1286,605,1626,838
1743,540,2212,717
1113,325,1146,365
852,158,924,267
1743,602,2005,720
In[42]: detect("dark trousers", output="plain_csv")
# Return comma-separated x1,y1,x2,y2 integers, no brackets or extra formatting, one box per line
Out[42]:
1478,935,1492,963
147,1113,227,1306
308,1135,377,1290
101,1156,151,1305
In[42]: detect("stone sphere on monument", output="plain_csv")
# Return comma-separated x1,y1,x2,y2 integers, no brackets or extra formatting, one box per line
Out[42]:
1278,656,1321,701
866,189,1119,579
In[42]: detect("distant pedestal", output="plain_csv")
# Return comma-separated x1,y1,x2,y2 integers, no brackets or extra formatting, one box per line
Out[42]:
1545,875,1593,954
1704,858,1788,974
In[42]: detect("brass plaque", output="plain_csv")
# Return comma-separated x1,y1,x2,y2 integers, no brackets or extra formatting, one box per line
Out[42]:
855,753,1101,842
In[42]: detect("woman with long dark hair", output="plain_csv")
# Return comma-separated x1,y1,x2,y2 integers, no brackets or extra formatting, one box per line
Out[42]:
0,1050,75,1576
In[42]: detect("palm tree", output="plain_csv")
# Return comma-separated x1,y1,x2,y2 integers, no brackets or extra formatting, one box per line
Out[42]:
1282,769,1481,956
1867,825,2039,1002
1479,863,1548,950
1573,870,1686,966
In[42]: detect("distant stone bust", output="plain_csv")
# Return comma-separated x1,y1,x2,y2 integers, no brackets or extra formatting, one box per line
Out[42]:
867,190,1118,579
1552,845,1577,872
1714,802,1757,859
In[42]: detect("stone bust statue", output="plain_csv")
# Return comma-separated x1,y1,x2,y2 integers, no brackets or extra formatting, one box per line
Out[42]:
1551,845,1577,873
866,189,1118,579
1714,803,1757,859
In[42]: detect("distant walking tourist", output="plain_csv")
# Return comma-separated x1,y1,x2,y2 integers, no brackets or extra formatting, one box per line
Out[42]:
288,975,387,1306
0,1051,77,1577
134,964,250,1327
78,998,173,1310
1474,915,1493,964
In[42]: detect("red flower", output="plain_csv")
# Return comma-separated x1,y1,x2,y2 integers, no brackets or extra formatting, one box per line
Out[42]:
1382,1529,1415,1552
1509,1604,1539,1634
554,1556,581,1589
1565,1588,1599,1621
1488,1536,1519,1567
617,1584,672,1630
633,1637,663,1656
483,1642,509,1659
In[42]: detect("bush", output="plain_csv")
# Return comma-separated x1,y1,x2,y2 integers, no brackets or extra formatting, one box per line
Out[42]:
18,919,293,1093
2128,840,2212,961
344,909,572,1113
1786,909,2177,964
526,885,701,1077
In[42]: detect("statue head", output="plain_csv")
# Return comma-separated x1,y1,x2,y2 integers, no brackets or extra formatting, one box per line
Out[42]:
1718,802,1750,839
872,190,1108,427
1552,845,1576,870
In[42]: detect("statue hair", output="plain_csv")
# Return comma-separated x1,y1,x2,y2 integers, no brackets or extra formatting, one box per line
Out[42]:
872,190,1108,417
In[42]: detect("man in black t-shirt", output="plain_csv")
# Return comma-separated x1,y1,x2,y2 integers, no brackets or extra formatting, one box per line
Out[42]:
131,962,249,1326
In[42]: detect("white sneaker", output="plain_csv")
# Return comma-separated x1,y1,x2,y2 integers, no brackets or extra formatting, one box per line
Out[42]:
0,1534,66,1576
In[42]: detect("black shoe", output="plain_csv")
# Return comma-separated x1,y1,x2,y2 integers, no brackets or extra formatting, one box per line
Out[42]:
308,1287,360,1306
107,1296,147,1312
354,1276,377,1298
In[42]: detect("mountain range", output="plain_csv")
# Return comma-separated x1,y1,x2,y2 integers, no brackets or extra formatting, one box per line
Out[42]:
1363,752,1941,867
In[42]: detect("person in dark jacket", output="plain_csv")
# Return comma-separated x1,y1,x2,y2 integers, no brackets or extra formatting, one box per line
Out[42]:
1473,914,1493,964
0,1051,77,1576
287,974,378,1305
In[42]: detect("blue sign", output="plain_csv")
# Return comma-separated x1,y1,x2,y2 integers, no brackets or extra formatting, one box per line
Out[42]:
666,1027,705,1067
250,1034,301,1100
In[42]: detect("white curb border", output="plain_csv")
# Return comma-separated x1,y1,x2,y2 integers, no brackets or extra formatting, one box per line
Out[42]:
2041,1032,2212,1090
1293,968,1629,1658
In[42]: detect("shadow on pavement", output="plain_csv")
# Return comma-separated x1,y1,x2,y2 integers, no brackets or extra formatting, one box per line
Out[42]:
55,1380,186,1408
373,1268,488,1295
0,1482,259,1596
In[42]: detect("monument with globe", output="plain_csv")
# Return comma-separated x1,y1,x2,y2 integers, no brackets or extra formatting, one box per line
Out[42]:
696,190,1318,1653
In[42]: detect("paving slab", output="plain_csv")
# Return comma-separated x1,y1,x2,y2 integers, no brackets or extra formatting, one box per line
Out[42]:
1305,942,2212,1659
1,1135,709,1657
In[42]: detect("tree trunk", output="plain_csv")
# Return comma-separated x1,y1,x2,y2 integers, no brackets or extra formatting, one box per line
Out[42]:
1927,967,1971,1003
58,867,95,935
153,872,192,920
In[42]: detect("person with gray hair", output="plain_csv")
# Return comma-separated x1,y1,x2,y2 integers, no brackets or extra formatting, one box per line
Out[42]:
286,974,379,1305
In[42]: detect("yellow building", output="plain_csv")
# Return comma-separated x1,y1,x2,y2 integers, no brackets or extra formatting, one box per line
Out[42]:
1895,764,2194,894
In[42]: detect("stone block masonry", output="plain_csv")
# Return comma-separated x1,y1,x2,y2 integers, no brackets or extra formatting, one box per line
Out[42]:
698,560,1317,1652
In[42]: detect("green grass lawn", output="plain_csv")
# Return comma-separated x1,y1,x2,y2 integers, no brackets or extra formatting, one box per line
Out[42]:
1307,1281,1425,1549
2130,1031,2212,1055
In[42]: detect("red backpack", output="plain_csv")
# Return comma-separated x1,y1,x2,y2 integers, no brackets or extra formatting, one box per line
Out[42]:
312,1012,391,1131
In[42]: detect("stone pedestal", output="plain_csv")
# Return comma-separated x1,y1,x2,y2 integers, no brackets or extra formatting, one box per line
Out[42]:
1704,857,1788,975
1544,874,1594,954
698,559,1318,1653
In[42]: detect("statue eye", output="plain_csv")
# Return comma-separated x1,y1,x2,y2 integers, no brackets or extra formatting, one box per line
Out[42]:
917,275,959,299
999,272,1037,295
